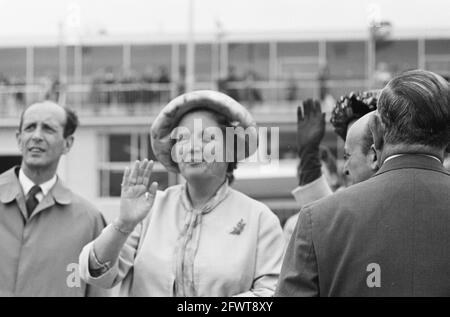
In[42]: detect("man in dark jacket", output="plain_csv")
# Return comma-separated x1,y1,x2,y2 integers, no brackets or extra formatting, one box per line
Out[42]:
276,69,450,296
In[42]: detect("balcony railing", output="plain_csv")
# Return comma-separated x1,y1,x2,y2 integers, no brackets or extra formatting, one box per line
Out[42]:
0,79,369,118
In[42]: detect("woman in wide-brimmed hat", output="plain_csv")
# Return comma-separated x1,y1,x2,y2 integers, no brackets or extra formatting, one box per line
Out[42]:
79,90,285,296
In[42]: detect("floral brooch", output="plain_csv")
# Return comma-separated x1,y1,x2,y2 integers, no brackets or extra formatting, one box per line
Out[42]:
230,218,246,235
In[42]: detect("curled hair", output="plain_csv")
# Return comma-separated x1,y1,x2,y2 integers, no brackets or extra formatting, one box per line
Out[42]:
378,70,450,148
330,91,378,140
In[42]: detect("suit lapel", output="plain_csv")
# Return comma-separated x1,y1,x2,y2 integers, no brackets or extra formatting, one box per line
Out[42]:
29,194,56,221
0,167,73,222
15,193,29,221
0,167,29,220
28,179,72,220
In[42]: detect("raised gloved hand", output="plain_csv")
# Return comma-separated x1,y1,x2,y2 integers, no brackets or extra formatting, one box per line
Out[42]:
296,99,325,186
297,98,326,156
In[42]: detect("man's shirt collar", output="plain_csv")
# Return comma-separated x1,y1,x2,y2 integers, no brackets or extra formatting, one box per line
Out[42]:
384,153,442,164
19,169,57,201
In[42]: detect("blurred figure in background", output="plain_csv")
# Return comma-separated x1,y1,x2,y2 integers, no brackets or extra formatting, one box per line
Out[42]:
243,69,263,106
141,66,155,103
218,66,241,101
156,66,171,103
286,73,299,102
374,62,393,88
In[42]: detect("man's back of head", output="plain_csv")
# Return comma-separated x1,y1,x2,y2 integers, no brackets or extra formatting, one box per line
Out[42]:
377,69,450,153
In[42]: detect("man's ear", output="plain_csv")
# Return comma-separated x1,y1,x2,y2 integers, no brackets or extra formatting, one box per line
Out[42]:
369,144,379,170
63,135,74,155
16,129,22,149
368,112,384,152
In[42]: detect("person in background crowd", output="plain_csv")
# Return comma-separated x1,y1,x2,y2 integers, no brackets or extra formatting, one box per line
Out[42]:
277,69,450,296
156,66,171,103
79,90,285,297
218,66,241,102
0,101,107,296
243,69,263,105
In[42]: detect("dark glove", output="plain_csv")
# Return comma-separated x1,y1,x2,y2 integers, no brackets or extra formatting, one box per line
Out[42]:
296,99,325,186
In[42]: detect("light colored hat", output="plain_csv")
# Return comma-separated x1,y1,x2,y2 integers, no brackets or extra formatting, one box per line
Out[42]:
150,90,257,173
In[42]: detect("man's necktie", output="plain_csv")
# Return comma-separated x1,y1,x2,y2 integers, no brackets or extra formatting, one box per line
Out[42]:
26,185,41,218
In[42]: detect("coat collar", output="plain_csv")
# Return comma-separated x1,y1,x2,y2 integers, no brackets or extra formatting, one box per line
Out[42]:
180,180,230,215
374,154,450,178
0,166,72,205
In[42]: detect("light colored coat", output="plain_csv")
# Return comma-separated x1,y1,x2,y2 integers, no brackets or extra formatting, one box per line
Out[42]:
0,167,107,296
80,182,285,297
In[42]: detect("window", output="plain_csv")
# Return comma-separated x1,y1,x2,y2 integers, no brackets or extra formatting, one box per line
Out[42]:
277,41,320,79
0,47,26,80
425,39,450,55
425,39,450,77
178,44,216,90
65,46,77,83
32,47,61,104
0,47,27,108
130,44,172,78
375,40,418,75
130,44,172,104
326,41,366,79
228,43,270,80
195,44,214,82
34,47,59,80
82,45,123,83
99,133,169,197
225,43,270,104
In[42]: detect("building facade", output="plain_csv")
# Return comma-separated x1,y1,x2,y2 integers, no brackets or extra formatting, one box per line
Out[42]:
1,29,449,222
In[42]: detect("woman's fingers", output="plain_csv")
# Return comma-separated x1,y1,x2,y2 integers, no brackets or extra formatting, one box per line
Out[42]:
303,98,313,118
129,160,140,185
136,159,148,184
125,159,153,190
297,104,304,121
121,166,131,189
143,160,154,189
146,182,158,205
313,100,322,115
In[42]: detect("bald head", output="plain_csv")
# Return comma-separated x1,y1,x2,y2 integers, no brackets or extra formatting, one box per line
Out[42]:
343,111,378,185
346,112,374,156
17,101,79,182
19,101,79,138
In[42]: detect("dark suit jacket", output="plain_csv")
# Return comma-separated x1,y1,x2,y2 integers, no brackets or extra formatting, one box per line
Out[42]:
276,154,450,296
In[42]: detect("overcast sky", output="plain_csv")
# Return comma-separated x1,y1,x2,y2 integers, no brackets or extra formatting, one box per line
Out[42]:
0,0,449,38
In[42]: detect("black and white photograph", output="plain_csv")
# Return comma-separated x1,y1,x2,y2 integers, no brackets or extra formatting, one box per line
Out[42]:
0,0,449,301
